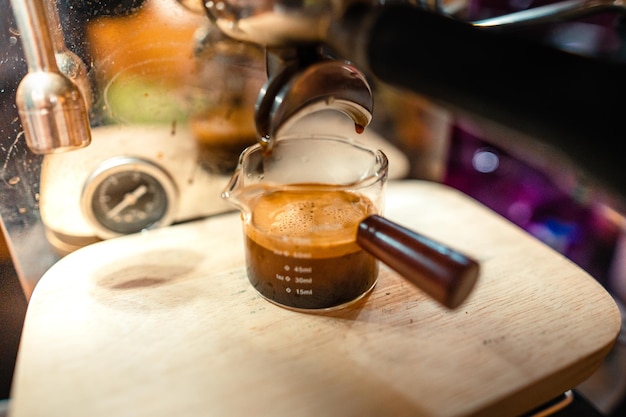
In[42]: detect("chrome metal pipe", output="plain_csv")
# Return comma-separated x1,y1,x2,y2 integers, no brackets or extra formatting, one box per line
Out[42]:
10,0,91,154
45,0,92,111
472,0,626,30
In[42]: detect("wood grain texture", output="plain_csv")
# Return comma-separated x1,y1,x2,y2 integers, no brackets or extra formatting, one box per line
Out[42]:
9,181,621,417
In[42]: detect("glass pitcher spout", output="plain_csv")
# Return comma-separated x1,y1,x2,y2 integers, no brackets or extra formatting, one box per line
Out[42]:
220,143,267,214
221,164,247,212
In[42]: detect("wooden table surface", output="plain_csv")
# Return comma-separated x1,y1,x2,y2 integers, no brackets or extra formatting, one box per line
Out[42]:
9,181,621,417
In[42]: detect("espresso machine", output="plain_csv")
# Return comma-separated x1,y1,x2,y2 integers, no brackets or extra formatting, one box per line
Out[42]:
1,0,625,291
2,0,626,414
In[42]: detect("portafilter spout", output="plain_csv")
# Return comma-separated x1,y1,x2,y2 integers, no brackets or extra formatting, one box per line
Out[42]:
10,0,91,154
254,48,373,150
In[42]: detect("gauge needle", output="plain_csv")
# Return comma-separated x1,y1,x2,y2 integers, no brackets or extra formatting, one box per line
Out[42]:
106,184,148,219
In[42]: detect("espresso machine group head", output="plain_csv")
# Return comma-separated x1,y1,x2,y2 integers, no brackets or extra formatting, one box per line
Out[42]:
199,0,626,205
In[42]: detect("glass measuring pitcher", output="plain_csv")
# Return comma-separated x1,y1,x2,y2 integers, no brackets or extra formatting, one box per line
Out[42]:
223,135,480,311
222,135,388,311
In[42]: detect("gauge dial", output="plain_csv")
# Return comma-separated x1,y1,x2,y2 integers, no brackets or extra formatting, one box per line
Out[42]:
82,157,178,239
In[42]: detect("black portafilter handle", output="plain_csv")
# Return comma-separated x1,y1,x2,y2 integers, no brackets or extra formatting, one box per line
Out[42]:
357,215,479,309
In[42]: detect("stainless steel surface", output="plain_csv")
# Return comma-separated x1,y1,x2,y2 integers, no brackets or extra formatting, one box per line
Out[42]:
10,0,91,154
472,0,626,30
45,0,92,112
204,0,338,46
1,0,84,296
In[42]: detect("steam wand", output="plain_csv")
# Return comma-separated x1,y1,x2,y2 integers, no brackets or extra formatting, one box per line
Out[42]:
10,0,91,154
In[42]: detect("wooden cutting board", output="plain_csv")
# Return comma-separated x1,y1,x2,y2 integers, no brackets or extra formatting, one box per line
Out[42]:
9,181,621,417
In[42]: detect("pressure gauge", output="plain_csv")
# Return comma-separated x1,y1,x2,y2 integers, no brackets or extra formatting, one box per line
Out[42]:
82,156,178,239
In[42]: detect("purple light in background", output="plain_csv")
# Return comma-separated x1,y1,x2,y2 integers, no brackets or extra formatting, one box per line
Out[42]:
444,125,620,287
